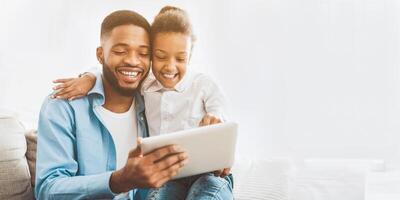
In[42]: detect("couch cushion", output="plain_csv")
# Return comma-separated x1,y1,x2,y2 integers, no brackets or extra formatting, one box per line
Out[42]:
0,116,34,200
232,158,292,200
25,130,37,187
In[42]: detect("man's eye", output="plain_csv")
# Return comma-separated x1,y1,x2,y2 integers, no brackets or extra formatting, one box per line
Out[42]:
140,53,149,57
177,58,186,62
113,51,126,55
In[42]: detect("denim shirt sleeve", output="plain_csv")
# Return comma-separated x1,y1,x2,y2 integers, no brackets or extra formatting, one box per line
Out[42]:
35,97,115,200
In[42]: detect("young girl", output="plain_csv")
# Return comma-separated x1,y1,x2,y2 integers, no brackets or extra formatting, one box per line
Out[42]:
53,6,233,200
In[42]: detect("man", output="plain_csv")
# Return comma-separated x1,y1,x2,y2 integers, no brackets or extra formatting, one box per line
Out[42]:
35,10,187,199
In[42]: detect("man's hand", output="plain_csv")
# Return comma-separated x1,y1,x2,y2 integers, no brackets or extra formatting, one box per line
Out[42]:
109,140,188,193
214,168,231,178
52,73,96,101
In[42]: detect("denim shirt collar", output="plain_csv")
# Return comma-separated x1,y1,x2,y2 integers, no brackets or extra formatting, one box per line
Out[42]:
87,76,149,138
87,75,145,114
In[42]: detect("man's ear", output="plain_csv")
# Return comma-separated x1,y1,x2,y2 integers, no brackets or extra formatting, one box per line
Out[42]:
96,47,104,64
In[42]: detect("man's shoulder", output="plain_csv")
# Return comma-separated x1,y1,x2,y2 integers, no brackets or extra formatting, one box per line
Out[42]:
40,94,91,116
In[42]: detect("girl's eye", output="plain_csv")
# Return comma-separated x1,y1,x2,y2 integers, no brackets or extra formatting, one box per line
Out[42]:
177,58,186,62
155,55,166,60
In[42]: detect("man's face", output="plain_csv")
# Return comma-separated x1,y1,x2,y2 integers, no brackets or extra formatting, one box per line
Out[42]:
97,24,150,96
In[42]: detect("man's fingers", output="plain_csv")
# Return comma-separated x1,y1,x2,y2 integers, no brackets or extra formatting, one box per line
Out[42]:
154,152,188,171
146,145,184,163
155,158,187,183
129,141,143,158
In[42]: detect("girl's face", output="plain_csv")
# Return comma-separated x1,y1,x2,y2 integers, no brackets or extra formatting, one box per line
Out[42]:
152,32,192,89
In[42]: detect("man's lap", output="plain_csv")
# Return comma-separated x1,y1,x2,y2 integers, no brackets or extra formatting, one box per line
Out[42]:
144,173,233,200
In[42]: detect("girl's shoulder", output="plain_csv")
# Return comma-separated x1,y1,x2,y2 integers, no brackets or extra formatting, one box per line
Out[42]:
190,71,219,89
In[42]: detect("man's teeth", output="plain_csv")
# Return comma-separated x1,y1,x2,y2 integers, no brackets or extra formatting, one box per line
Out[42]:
121,71,138,77
162,73,176,79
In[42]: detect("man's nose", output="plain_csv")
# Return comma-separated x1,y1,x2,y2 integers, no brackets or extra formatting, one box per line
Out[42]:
123,52,141,66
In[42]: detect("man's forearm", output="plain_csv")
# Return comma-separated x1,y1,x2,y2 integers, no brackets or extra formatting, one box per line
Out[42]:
36,171,115,200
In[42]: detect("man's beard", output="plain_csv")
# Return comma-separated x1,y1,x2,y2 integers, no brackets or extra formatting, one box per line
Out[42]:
102,63,142,97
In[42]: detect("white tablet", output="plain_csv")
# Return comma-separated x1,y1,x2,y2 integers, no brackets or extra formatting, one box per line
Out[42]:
141,122,238,179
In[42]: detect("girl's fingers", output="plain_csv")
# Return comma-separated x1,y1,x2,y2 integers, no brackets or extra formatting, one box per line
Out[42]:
54,87,73,97
53,83,67,90
221,168,230,177
56,92,76,100
53,80,74,90
68,94,85,101
53,78,74,83
210,117,221,125
214,169,223,177
55,88,77,99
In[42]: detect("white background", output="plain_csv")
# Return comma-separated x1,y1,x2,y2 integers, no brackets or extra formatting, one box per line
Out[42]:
1,0,400,168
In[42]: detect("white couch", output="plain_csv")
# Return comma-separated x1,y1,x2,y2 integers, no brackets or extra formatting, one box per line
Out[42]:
0,115,36,200
1,115,399,200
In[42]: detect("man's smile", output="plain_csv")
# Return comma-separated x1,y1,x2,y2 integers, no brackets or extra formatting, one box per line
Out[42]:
117,67,144,83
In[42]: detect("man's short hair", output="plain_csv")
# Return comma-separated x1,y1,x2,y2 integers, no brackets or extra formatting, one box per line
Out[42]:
101,10,151,39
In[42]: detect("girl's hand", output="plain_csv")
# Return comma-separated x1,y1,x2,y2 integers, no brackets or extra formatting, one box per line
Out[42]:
199,113,221,126
52,73,96,101
199,113,231,178
200,114,228,177
214,168,230,178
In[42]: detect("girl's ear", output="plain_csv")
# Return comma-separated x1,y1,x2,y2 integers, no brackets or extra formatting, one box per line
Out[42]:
96,47,104,64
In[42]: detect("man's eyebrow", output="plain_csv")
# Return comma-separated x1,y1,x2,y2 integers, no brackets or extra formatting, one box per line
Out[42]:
111,44,150,49
111,43,129,48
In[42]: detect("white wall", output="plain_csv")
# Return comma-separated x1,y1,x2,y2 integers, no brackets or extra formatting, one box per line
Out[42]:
1,0,400,168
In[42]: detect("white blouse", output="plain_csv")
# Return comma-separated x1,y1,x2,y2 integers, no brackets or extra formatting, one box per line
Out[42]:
142,70,227,136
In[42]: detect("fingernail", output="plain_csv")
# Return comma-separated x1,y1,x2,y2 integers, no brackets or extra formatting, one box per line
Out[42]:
174,145,182,152
180,153,188,159
181,160,188,166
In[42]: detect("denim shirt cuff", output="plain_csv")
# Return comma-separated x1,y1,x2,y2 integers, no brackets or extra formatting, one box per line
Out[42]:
87,171,116,198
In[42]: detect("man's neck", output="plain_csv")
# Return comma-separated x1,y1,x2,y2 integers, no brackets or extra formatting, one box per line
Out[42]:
102,76,134,113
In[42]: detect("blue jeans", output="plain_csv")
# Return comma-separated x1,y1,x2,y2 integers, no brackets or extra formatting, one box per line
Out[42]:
145,173,234,200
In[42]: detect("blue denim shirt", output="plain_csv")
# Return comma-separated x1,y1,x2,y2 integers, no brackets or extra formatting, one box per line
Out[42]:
35,76,149,200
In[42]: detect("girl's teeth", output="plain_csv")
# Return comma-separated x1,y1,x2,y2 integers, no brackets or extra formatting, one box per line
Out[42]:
162,74,176,79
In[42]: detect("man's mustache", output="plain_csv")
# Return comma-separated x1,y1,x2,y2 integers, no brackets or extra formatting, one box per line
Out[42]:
116,64,144,72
